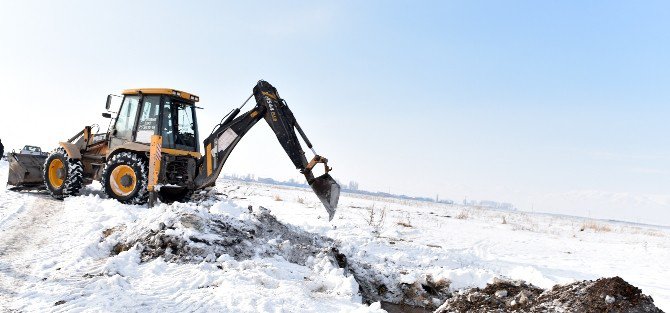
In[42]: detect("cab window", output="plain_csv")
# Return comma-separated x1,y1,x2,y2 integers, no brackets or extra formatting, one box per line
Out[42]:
176,104,197,151
114,96,139,140
135,96,160,143
160,99,198,152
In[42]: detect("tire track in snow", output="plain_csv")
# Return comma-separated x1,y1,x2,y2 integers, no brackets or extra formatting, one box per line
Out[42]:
0,195,65,306
0,201,26,231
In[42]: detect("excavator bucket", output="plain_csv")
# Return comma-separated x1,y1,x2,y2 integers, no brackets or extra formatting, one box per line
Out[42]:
309,173,340,221
7,152,47,190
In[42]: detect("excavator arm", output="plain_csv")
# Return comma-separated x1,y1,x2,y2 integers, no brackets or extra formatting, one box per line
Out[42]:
194,80,340,220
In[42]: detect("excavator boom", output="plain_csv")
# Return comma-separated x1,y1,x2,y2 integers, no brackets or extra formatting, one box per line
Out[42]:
6,81,340,220
194,81,340,220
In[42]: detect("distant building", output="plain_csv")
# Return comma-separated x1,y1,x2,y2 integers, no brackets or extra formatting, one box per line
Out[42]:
477,200,516,211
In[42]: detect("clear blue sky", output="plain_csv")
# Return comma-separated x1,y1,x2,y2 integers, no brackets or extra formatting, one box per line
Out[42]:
1,1,669,224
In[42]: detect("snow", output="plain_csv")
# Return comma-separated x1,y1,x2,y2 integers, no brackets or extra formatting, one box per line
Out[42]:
1,159,669,311
494,289,508,298
213,180,670,310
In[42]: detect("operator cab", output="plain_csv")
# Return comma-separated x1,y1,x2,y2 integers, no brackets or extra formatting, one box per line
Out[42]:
109,88,200,154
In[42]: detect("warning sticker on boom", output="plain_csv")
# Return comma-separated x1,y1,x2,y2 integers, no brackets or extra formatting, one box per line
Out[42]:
216,128,238,153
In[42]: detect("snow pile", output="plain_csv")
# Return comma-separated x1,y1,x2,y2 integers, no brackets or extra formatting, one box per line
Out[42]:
104,197,456,310
106,202,331,265
102,199,368,305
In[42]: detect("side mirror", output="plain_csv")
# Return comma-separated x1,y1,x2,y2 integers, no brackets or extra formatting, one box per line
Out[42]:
105,94,112,110
102,112,112,118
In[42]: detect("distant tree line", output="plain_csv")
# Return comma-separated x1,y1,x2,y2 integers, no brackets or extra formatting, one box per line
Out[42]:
222,173,516,210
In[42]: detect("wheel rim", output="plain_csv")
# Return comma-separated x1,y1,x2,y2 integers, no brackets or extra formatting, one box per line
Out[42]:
110,165,136,197
48,159,65,188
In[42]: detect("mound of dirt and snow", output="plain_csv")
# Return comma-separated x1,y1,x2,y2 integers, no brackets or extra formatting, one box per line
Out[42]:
435,276,663,313
346,258,452,310
104,194,452,311
107,205,330,265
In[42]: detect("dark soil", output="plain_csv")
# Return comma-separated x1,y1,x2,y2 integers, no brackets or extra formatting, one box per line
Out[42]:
436,276,663,313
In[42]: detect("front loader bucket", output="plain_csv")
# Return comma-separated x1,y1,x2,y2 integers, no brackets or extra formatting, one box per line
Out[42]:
7,153,47,190
309,173,340,221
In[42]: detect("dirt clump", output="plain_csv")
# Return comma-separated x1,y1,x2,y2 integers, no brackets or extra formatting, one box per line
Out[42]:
435,279,543,313
534,276,662,313
435,277,662,313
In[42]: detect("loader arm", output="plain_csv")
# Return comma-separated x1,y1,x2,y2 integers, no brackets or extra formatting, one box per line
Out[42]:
194,80,340,220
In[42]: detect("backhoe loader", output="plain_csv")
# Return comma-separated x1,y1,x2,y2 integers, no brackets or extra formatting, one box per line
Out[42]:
7,81,340,219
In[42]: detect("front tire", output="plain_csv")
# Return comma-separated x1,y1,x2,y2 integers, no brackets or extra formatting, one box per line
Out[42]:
102,152,149,205
43,147,84,199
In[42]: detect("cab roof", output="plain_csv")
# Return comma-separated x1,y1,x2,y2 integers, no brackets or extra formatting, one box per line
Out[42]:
122,88,199,102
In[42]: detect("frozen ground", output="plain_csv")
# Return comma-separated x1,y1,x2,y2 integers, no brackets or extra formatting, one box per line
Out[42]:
0,159,668,312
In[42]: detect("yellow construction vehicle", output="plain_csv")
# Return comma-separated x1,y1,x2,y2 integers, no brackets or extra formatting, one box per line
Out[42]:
7,81,340,219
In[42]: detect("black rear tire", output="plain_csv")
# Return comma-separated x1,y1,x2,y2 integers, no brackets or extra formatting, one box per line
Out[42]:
102,152,149,205
43,147,84,199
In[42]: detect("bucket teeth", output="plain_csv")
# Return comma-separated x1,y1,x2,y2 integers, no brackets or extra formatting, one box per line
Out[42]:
309,173,340,221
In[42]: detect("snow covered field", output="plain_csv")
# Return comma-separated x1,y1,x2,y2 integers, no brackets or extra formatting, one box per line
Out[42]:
1,159,668,312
